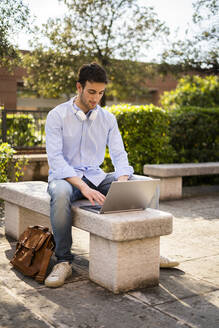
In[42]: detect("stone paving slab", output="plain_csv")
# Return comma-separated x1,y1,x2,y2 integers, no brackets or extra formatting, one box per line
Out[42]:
179,255,219,286
160,193,219,215
159,193,219,264
0,285,51,328
6,280,189,328
0,242,189,328
160,216,219,261
128,269,217,306
192,207,219,219
157,290,219,328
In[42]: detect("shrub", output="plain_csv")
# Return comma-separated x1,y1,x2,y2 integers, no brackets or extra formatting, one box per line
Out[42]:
0,143,28,182
5,113,44,147
102,104,176,174
0,113,45,148
169,106,219,163
160,75,219,110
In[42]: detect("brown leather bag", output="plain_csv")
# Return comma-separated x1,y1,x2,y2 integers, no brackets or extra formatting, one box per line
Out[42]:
10,225,55,283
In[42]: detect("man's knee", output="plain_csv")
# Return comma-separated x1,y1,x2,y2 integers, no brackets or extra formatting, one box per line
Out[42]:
98,172,116,195
48,179,72,201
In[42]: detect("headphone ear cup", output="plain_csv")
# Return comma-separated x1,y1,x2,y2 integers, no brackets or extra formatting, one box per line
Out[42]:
72,103,97,122
76,110,87,121
89,110,98,121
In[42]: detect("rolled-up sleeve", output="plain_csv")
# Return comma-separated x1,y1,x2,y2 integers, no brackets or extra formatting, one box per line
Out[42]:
107,116,134,178
45,110,77,180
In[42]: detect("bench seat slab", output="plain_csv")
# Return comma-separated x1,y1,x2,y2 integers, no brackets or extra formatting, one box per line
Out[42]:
144,162,219,200
144,162,219,177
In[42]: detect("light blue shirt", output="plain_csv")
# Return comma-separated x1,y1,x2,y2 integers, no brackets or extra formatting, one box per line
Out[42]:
45,98,134,185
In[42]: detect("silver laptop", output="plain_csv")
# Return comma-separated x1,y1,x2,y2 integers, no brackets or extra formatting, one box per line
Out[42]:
79,179,159,214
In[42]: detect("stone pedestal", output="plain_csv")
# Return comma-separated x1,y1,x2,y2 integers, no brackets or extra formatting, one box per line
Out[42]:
4,201,52,240
154,176,182,200
89,234,160,293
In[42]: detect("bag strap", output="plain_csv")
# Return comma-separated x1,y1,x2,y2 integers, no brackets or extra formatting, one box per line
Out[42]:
34,232,51,252
35,234,55,282
35,248,53,283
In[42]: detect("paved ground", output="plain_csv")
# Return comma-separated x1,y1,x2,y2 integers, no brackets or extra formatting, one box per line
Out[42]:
0,186,219,328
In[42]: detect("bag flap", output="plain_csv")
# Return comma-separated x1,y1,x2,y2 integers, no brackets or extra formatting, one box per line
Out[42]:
18,227,51,250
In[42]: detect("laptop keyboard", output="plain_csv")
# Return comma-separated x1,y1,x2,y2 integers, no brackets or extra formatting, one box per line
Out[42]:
81,205,102,210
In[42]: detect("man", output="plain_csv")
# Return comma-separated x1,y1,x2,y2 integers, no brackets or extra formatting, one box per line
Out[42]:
45,63,179,288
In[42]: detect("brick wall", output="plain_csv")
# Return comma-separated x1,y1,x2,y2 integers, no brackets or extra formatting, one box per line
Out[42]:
145,73,178,105
0,66,26,109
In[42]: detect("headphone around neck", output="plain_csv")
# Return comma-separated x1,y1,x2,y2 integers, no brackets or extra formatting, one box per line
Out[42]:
72,99,98,122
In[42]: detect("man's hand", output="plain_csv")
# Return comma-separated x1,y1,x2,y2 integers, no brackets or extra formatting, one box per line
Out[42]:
80,184,106,205
117,175,129,182
65,176,105,205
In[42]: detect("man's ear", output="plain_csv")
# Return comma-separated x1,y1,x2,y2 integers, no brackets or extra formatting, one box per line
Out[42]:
76,82,82,93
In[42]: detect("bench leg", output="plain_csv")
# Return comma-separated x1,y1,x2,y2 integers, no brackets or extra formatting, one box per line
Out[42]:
89,234,160,293
4,201,51,240
151,176,182,200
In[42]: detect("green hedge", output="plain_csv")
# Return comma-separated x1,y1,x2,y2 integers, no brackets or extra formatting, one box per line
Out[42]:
0,113,44,147
102,104,219,182
169,106,219,163
1,105,218,186
102,104,176,174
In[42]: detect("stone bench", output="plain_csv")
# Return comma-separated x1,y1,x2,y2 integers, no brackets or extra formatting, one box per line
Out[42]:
13,154,48,181
144,162,219,200
0,181,172,293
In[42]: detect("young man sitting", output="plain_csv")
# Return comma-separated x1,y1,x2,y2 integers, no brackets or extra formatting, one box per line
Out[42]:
45,62,179,287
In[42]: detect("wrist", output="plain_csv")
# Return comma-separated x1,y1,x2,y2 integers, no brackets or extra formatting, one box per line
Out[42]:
117,175,129,182
65,176,89,191
80,183,90,192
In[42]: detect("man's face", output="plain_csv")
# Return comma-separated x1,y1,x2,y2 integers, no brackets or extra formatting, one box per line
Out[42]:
76,81,106,112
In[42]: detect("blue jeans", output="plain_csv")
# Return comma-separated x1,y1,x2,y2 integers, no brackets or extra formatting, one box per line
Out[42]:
47,173,159,263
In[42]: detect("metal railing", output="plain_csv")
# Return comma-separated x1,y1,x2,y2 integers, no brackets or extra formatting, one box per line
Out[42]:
0,108,49,152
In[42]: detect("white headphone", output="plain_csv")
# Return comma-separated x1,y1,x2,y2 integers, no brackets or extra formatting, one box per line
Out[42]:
72,99,98,122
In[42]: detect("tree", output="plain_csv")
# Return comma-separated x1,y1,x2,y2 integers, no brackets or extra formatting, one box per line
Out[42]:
22,0,169,102
0,0,30,67
160,75,219,110
160,0,219,74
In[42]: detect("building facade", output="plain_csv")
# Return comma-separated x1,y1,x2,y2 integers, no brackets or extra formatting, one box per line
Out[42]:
0,64,178,110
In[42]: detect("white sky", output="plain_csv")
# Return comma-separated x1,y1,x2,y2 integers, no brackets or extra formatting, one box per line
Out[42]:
17,0,196,61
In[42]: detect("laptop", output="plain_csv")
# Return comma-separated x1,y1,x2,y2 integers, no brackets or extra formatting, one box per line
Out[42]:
79,179,159,214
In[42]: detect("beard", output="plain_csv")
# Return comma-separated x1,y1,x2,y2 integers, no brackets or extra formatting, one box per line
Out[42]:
79,91,96,112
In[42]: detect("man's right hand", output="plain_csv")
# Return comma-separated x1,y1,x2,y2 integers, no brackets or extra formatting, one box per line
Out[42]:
65,176,106,205
80,184,106,205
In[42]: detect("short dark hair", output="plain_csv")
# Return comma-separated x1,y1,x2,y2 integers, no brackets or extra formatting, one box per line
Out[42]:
77,62,108,88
